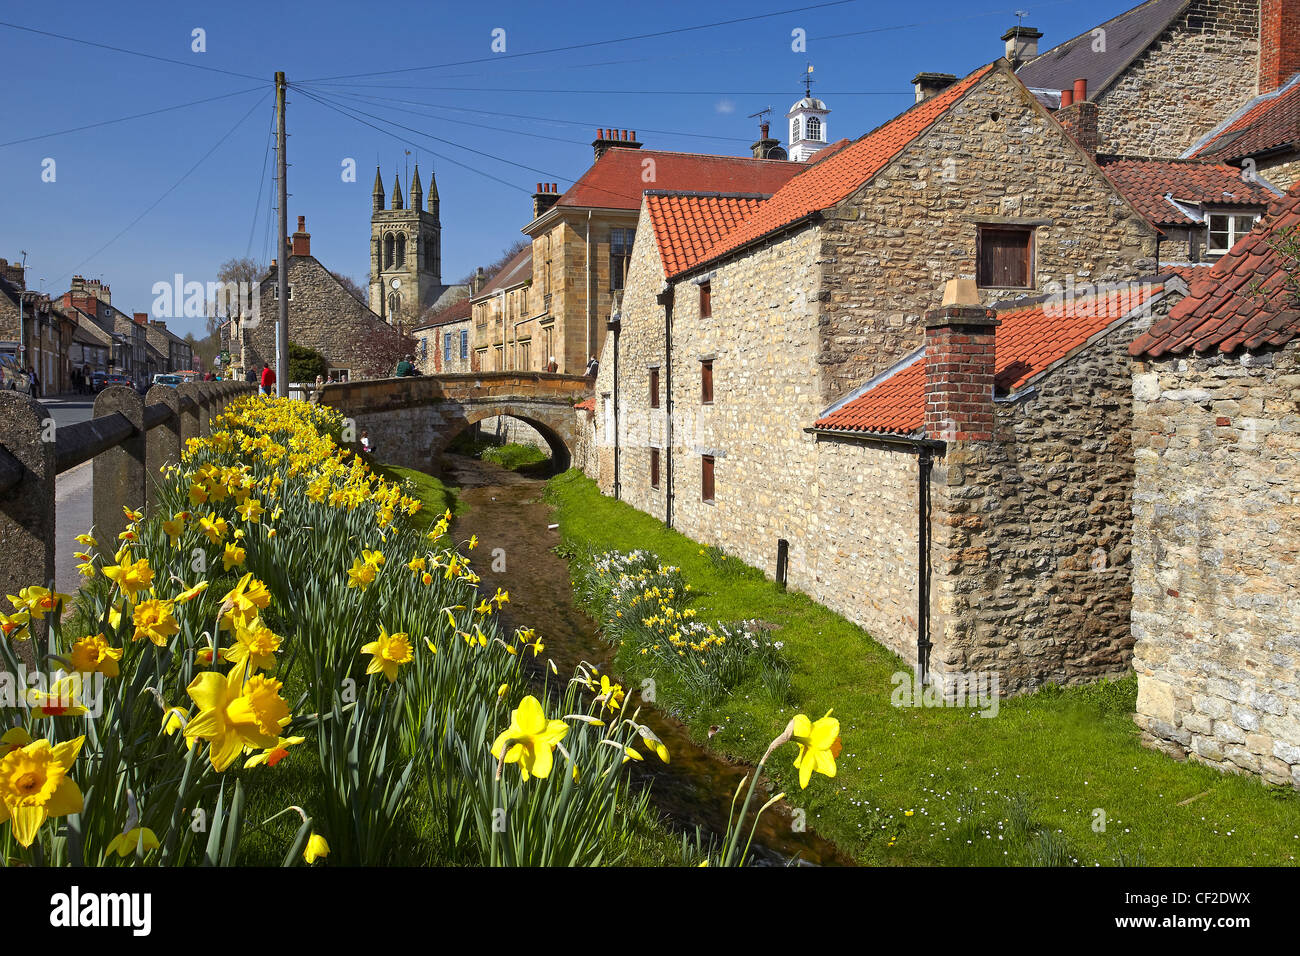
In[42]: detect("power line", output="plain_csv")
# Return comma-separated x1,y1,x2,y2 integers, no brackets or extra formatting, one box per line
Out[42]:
297,0,861,83
808,0,1088,40
247,100,278,260
0,85,266,149
0,19,266,82
302,82,908,96
54,93,270,286
314,91,590,147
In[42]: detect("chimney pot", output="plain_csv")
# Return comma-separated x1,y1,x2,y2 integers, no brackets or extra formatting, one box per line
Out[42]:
1060,88,1074,108
1073,78,1088,102
912,72,958,103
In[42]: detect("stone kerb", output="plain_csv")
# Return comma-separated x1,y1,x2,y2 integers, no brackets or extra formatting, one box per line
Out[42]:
93,386,146,547
145,385,182,510
0,391,55,660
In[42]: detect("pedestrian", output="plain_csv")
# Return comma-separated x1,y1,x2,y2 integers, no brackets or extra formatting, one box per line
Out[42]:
546,356,558,373
585,354,599,378
314,373,324,396
395,353,416,377
360,429,374,455
29,367,40,397
260,361,276,396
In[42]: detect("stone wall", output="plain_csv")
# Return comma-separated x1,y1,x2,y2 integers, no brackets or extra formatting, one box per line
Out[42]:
1098,0,1261,157
815,67,1158,402
243,256,411,380
1131,341,1300,787
1261,154,1300,190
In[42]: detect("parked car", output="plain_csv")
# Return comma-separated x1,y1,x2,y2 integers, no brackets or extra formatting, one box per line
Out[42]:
151,373,183,389
0,353,29,393
100,374,133,391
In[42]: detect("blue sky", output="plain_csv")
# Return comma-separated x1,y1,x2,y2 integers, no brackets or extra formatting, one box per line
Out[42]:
0,0,1135,338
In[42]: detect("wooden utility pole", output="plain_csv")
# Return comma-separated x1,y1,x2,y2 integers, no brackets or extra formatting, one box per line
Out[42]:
274,71,289,397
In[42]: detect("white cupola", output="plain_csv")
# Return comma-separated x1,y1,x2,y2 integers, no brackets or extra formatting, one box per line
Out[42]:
786,66,830,162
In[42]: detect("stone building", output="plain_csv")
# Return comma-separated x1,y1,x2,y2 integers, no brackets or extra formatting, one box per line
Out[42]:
1129,184,1300,788
368,165,466,329
58,275,148,388
588,59,1168,693
141,315,192,373
0,260,76,394
230,216,413,382
1187,71,1300,188
516,136,803,374
1015,0,1273,159
470,243,533,370
414,298,471,374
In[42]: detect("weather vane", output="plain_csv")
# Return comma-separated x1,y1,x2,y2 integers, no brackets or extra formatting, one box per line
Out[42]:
802,63,815,97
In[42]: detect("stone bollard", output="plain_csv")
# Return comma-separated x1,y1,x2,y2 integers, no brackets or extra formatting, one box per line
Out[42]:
176,383,202,445
0,392,54,665
93,386,145,547
145,385,182,511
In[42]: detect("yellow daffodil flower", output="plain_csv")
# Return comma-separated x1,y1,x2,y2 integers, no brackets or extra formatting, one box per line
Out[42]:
27,675,89,718
0,735,85,847
68,634,122,677
243,735,305,769
235,498,264,523
183,661,291,772
0,609,31,643
101,556,153,604
361,626,413,682
106,827,160,858
304,833,330,864
221,618,281,672
490,696,568,782
221,542,246,572
790,710,842,789
132,599,179,647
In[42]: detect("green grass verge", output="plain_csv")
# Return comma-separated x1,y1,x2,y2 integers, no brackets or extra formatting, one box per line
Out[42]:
373,463,461,527
546,469,1300,867
447,433,549,472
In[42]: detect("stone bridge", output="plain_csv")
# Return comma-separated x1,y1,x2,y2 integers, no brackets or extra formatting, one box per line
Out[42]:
314,372,593,471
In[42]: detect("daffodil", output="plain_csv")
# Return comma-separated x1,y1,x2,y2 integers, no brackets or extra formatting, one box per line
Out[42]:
221,618,281,672
0,609,31,642
183,662,291,772
101,556,153,604
27,675,89,718
132,599,179,647
106,827,160,858
174,580,209,604
161,513,186,548
346,558,377,590
490,696,568,782
0,735,85,847
68,634,122,677
198,513,229,545
304,833,330,864
790,710,841,789
0,727,33,757
220,573,271,629
222,542,246,571
360,626,412,682
244,735,305,769
74,533,97,548
235,498,264,523
596,675,624,713
10,585,73,621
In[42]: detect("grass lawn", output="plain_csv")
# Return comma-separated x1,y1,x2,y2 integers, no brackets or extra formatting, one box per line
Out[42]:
447,433,549,472
546,469,1300,867
373,463,460,527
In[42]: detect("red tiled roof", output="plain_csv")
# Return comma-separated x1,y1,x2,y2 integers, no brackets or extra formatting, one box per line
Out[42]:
1190,76,1300,165
1131,184,1300,357
554,148,802,212
646,193,767,276
574,397,595,411
681,63,997,275
412,297,471,330
818,283,1164,437
1100,157,1274,226
476,245,532,298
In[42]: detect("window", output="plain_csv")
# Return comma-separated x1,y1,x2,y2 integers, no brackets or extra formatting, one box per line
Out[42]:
701,360,713,404
271,284,293,300
495,344,504,370
518,338,531,370
395,234,406,268
610,228,635,291
460,329,469,359
976,226,1034,289
649,367,660,409
1207,212,1258,256
701,455,715,503
791,118,800,142
444,332,453,362
806,116,822,141
384,234,395,269
388,291,401,319
650,448,660,489
699,281,711,318
420,337,428,362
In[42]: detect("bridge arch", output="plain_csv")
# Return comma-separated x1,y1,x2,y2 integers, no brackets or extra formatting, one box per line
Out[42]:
454,407,571,472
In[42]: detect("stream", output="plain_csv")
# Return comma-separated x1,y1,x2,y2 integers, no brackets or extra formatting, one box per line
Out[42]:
441,452,853,866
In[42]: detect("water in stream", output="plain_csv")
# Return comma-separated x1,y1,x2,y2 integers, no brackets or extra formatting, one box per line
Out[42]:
441,452,853,866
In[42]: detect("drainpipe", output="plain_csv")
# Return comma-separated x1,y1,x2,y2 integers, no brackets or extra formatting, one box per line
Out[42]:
498,289,506,370
609,312,622,500
656,283,674,528
585,211,594,367
917,446,933,684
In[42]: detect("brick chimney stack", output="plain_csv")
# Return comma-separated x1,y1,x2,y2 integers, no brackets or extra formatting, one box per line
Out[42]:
1055,78,1099,158
132,312,148,326
912,72,957,103
0,258,24,289
924,279,1000,442
291,215,311,257
592,128,642,161
1260,0,1300,94
532,182,561,219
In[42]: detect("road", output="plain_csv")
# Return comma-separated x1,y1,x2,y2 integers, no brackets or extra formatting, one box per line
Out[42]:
42,396,97,596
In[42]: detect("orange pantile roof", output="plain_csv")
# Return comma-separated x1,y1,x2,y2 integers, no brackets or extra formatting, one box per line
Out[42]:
553,148,802,212
1189,74,1300,165
646,193,768,276
574,397,595,412
1100,157,1275,226
817,282,1165,437
1131,183,1300,357
678,63,997,276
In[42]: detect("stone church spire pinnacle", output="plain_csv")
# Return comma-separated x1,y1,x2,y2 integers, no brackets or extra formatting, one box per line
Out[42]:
372,165,384,212
391,170,403,210
410,164,423,210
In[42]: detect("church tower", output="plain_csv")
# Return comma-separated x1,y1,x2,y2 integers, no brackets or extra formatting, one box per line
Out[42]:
786,66,831,162
369,163,445,327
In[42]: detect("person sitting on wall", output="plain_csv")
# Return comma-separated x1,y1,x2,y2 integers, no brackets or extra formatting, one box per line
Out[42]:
585,354,599,378
546,356,558,373
395,354,417,377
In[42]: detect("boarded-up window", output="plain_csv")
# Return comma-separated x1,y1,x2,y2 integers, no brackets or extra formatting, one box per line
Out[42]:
976,226,1033,289
701,360,713,404
650,448,660,488
701,455,715,503
700,281,712,318
649,367,660,408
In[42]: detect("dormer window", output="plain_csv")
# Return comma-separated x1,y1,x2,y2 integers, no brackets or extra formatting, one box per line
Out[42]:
806,116,822,141
1206,212,1259,257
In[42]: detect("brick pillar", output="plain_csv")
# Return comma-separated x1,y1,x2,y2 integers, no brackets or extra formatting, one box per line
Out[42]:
93,385,145,545
924,302,1000,442
1056,93,1100,159
1260,0,1300,94
144,384,181,510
